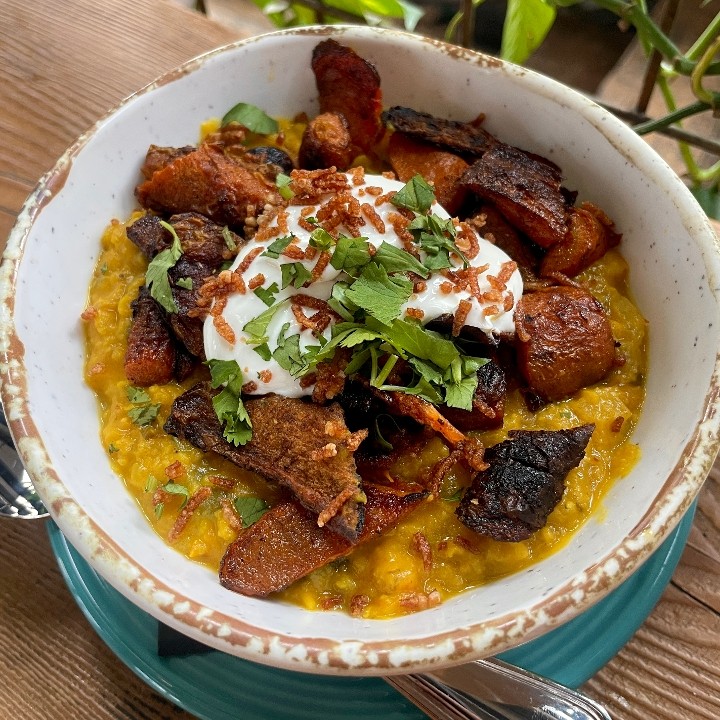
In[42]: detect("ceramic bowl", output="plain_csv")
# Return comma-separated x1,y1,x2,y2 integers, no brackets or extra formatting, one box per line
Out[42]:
2,26,719,675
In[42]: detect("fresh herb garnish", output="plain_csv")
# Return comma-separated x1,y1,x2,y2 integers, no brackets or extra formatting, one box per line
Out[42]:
146,221,183,313
262,235,294,259
107,443,119,454
392,175,468,269
344,263,413,325
391,174,435,214
242,299,287,343
222,226,238,252
207,358,252,446
253,281,280,307
272,323,306,375
126,386,151,404
309,227,336,252
128,403,161,427
233,496,269,528
330,237,372,275
221,102,278,134
176,277,193,290
276,173,294,200
374,241,430,278
126,386,160,427
162,482,190,508
280,262,312,289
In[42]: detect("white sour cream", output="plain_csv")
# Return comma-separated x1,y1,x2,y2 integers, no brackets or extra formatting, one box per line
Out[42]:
204,172,523,396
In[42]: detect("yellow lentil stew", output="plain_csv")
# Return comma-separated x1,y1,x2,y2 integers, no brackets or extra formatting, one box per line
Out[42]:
84,206,645,618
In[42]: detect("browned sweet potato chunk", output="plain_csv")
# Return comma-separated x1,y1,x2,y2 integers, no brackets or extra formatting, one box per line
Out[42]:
164,383,367,541
540,202,622,278
219,484,427,596
135,143,282,229
298,112,354,170
140,145,194,180
387,132,469,215
461,143,569,248
467,204,541,284
311,39,383,155
125,286,176,387
514,286,616,401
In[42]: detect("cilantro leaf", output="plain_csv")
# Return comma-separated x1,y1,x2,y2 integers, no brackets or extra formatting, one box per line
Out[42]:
176,277,193,290
374,241,429,278
126,386,151,404
330,237,372,275
242,299,287,342
233,496,269,528
207,358,253,445
280,262,312,289
276,173,294,200
262,235,294,259
391,174,435,214
253,282,279,307
345,263,413,325
221,102,278,134
272,324,306,375
443,372,479,411
162,482,190,509
128,403,161,427
145,221,183,313
252,343,273,361
309,227,336,252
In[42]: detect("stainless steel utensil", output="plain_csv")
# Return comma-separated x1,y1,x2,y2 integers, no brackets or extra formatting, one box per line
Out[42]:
0,404,48,518
386,656,612,719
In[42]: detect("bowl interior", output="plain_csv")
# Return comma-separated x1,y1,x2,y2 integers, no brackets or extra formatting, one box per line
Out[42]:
3,26,719,673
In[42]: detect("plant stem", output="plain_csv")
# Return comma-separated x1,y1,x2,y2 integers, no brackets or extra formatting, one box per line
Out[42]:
691,34,720,108
632,100,712,136
685,11,720,62
655,74,700,183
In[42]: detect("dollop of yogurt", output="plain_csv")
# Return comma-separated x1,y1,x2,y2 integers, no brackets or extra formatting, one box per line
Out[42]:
204,172,523,396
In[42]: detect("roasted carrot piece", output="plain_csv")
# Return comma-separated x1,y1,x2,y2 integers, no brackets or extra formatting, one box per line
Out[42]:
387,132,469,215
311,39,383,155
219,484,427,596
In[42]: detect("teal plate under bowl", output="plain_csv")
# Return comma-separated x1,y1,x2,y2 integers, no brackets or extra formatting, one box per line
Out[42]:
48,508,694,720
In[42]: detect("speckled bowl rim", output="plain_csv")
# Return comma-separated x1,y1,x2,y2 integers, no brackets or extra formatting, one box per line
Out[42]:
2,25,719,675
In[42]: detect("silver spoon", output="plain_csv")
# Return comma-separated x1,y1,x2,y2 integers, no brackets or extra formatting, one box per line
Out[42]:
0,404,610,719
0,404,47,519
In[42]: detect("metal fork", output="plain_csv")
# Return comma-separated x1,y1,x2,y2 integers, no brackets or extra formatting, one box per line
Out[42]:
0,403,47,518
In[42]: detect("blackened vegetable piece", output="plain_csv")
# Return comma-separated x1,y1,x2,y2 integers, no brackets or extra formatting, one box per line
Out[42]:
220,484,427,597
460,142,569,248
383,106,494,158
311,39,383,155
164,382,368,541
244,146,295,175
124,286,176,387
457,424,594,541
514,286,616,402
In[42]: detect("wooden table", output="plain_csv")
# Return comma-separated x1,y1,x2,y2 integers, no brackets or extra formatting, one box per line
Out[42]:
0,1,718,718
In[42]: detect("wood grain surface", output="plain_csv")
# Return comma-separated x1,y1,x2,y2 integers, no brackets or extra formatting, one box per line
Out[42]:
0,1,719,719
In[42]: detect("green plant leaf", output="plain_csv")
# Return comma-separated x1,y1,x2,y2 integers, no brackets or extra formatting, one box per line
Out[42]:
501,0,557,65
690,184,720,220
